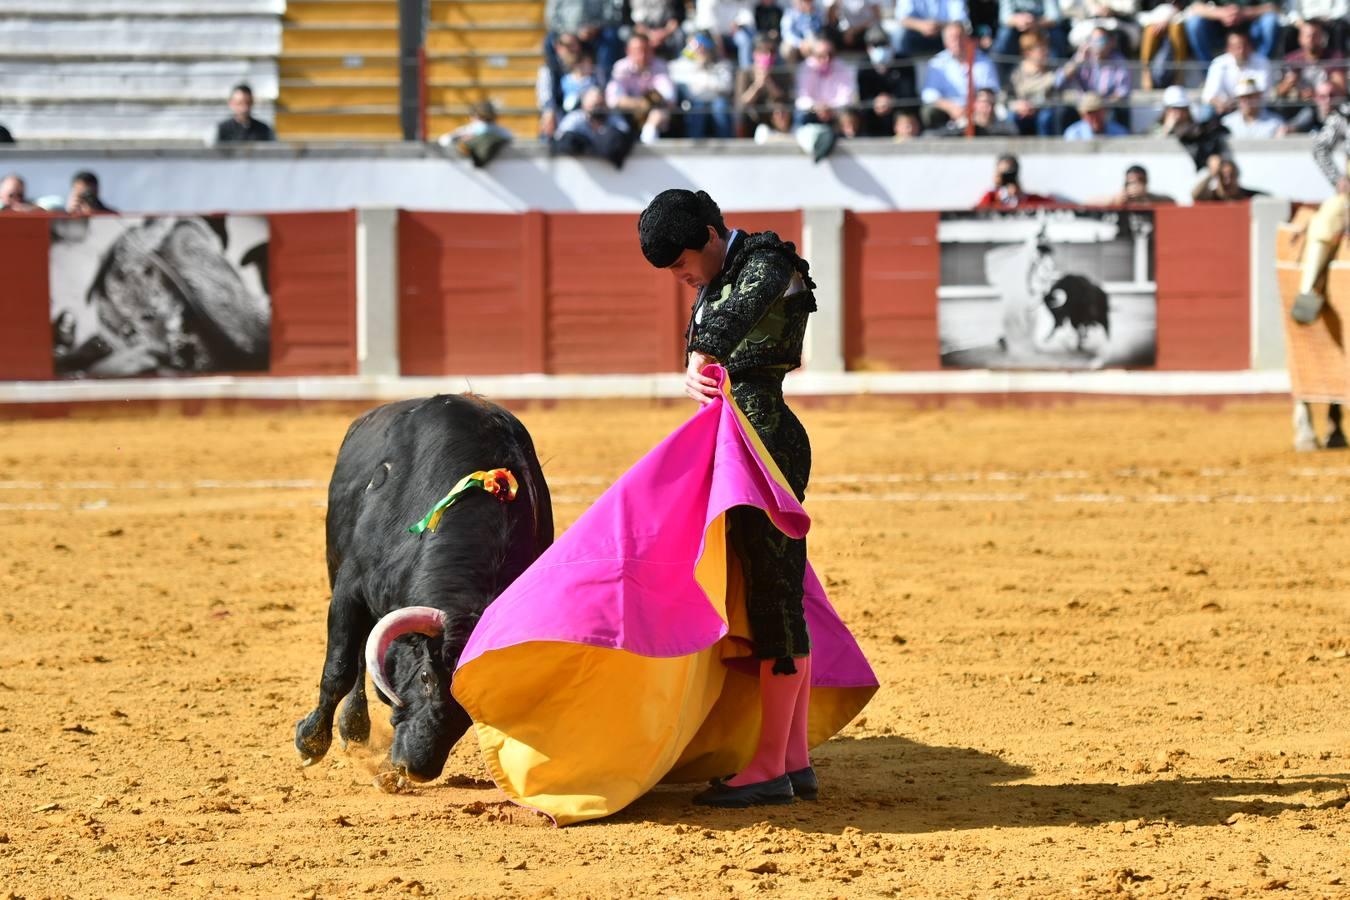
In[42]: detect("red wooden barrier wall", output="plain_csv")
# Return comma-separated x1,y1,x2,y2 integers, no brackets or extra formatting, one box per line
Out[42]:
0,216,53,380
267,211,359,376
842,210,940,370
1153,204,1250,370
398,210,801,376
0,211,357,380
843,205,1251,371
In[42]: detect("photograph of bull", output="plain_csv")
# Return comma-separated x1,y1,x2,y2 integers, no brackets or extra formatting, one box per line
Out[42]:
295,394,553,783
49,215,270,378
938,209,1158,370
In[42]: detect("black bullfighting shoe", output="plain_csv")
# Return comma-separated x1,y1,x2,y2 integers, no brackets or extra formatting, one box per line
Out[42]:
787,766,818,801
1291,291,1326,325
693,774,794,808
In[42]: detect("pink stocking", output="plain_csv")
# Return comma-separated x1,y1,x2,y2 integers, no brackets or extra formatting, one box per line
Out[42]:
785,653,811,772
727,659,808,786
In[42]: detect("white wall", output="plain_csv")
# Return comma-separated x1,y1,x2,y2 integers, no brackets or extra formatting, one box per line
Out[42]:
0,139,1336,215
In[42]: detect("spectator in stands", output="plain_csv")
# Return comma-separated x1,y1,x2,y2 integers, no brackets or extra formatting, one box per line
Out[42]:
1061,0,1140,54
544,0,624,91
1221,77,1287,136
695,0,757,66
992,0,1070,82
1009,31,1061,134
1288,79,1343,132
894,110,924,139
1192,154,1261,200
1091,163,1177,205
215,84,275,143
66,171,117,215
630,0,688,58
896,0,969,58
0,174,36,212
1275,20,1346,106
1182,0,1281,63
824,0,883,52
439,102,514,167
754,101,799,142
552,86,635,166
751,0,786,40
921,22,1001,129
671,32,736,138
1054,26,1131,121
939,86,1020,134
0,124,12,144
794,38,859,125
1063,91,1131,137
1288,0,1349,55
1201,31,1273,114
838,107,866,137
607,34,677,142
781,0,827,61
538,48,600,138
735,35,794,135
976,154,1054,207
1161,92,1233,168
859,26,918,136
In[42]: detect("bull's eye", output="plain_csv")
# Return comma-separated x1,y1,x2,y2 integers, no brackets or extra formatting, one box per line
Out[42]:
419,670,432,691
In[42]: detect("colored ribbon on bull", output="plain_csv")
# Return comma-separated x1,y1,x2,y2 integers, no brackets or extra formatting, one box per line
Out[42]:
408,468,518,535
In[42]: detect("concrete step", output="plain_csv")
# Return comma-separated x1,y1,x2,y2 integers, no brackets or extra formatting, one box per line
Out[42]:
278,51,541,82
274,108,400,139
282,24,397,55
284,0,543,26
284,1,398,25
428,24,546,53
431,1,544,26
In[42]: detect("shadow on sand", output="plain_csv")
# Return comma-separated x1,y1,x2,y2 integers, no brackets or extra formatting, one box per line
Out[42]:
605,736,1350,834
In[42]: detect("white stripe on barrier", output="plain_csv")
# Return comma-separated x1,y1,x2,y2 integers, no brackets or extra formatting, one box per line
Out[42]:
0,467,1345,494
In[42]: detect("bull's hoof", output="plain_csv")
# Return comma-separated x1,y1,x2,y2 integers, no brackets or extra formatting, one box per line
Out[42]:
295,711,333,764
338,694,371,748
1327,429,1349,450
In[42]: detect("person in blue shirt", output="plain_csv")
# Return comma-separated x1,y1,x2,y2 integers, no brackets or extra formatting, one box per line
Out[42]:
1063,92,1130,139
920,21,1001,128
895,0,969,58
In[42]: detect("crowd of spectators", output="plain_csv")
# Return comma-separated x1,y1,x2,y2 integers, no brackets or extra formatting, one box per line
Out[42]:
0,170,118,214
537,0,1350,158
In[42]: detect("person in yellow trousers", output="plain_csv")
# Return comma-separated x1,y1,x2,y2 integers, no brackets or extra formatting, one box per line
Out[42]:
1293,102,1350,325
1291,109,1348,451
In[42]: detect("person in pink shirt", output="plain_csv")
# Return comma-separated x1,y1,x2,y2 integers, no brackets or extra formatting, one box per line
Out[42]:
793,39,858,125
606,33,678,141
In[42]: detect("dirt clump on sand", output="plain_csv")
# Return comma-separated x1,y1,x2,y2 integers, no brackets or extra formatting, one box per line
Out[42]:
1,399,1348,897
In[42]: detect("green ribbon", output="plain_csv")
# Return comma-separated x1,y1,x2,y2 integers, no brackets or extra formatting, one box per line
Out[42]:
407,469,516,535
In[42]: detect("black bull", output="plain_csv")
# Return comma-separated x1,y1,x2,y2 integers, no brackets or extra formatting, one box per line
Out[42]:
1043,274,1110,349
294,394,553,781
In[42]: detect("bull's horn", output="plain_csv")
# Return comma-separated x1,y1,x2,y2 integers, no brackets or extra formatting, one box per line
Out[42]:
364,606,447,708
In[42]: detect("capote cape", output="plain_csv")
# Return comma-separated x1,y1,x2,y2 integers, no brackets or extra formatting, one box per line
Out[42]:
452,366,878,825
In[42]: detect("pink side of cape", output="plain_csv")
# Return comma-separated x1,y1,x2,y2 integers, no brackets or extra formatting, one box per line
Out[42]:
457,367,877,690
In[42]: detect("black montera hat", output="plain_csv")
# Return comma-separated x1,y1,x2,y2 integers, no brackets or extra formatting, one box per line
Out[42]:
637,189,722,268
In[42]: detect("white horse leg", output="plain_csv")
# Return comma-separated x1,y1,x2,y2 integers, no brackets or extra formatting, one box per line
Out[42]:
1294,402,1320,452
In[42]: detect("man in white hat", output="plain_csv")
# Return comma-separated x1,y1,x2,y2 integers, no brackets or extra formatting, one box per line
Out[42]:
1220,78,1287,138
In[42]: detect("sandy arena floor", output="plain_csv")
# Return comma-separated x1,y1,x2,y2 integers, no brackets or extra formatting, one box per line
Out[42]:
1,397,1349,898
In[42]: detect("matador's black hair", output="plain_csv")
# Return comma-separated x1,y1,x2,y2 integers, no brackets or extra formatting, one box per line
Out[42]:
637,189,728,268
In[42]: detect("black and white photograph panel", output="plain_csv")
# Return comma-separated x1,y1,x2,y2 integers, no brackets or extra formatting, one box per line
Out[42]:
49,215,271,379
938,209,1157,370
